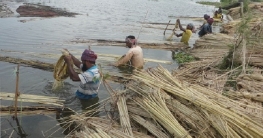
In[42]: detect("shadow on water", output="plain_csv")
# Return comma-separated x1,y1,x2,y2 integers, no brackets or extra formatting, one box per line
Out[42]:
1,114,65,137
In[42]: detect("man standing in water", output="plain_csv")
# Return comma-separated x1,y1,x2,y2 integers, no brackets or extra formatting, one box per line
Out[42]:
174,19,194,45
198,18,214,37
113,35,144,69
199,14,210,30
63,49,101,100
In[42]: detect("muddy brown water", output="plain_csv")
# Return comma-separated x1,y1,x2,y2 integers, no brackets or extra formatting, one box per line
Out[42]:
1,0,222,137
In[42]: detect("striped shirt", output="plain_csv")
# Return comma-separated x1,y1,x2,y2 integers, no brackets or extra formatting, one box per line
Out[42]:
77,64,100,96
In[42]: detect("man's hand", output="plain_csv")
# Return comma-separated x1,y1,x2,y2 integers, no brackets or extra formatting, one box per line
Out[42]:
62,48,70,56
64,55,72,63
176,19,180,24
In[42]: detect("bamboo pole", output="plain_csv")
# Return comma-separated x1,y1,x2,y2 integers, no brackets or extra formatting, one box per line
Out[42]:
14,64,20,119
163,20,171,35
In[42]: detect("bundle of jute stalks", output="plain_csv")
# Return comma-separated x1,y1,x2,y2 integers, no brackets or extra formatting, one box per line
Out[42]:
172,33,235,91
221,17,263,36
227,2,263,20
236,73,263,93
59,65,263,138
234,42,263,67
193,33,234,60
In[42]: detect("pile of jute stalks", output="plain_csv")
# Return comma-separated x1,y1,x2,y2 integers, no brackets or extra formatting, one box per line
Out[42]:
172,33,235,92
227,2,263,20
60,66,263,138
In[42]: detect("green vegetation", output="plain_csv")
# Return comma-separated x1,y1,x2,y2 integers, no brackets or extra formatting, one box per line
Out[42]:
196,1,222,7
224,67,242,90
196,0,238,7
173,52,196,64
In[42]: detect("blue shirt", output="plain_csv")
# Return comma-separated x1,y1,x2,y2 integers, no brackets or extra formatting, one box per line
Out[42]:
198,23,212,37
76,64,100,99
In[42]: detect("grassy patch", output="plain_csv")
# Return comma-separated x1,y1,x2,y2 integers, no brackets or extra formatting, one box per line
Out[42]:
196,1,238,8
173,52,196,64
196,1,221,7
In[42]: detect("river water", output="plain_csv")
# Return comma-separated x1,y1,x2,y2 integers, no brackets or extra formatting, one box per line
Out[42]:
1,0,221,137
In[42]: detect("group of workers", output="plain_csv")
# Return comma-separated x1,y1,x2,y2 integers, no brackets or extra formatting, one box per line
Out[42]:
63,35,142,100
175,6,224,45
62,7,223,101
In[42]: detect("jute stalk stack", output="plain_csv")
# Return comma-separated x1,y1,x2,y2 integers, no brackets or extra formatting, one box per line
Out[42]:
129,87,192,138
166,99,218,137
227,3,263,20
131,66,263,137
130,114,169,138
71,116,152,138
236,73,263,93
225,91,263,103
117,95,133,137
57,65,263,138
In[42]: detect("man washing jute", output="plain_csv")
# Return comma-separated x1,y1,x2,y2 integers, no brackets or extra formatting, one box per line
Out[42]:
113,35,144,69
63,49,101,100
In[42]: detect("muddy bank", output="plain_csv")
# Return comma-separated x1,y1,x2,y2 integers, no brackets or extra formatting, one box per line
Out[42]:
70,39,189,50
16,3,78,17
0,3,14,18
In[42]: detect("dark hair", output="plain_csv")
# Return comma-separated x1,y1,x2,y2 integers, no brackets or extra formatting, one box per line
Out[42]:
126,35,135,39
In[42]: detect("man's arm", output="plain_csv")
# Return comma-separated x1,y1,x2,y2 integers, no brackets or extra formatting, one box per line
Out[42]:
63,49,81,68
177,19,186,32
114,51,133,66
70,54,81,68
64,55,81,81
176,33,183,37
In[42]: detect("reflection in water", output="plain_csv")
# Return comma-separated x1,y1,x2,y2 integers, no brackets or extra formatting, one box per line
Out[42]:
116,65,134,74
1,114,64,137
3,118,28,138
13,118,28,138
79,97,100,112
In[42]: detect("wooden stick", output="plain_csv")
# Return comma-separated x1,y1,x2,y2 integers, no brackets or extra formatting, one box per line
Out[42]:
163,20,171,35
14,64,20,119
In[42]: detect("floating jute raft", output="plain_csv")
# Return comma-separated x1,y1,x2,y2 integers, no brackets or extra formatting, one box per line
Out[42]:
0,92,64,107
56,66,263,138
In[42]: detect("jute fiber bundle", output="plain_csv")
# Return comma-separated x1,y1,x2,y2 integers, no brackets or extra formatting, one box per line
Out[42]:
167,20,179,41
52,49,72,90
